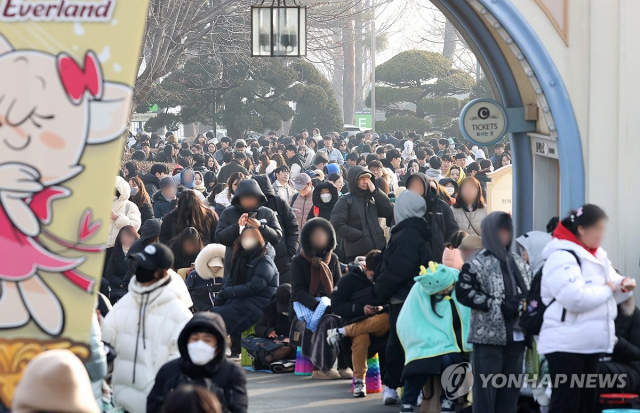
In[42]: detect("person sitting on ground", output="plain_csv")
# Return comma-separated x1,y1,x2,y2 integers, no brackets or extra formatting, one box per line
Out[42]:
255,283,296,370
290,218,344,380
147,313,247,413
105,225,139,303
170,227,204,280
442,230,469,270
102,244,193,413
397,262,472,413
211,226,279,352
328,250,388,398
153,176,178,219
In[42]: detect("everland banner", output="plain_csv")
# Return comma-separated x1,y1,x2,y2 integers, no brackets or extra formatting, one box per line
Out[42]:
0,0,150,406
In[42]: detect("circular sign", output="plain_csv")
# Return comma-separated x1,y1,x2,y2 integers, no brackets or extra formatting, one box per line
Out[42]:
459,98,508,146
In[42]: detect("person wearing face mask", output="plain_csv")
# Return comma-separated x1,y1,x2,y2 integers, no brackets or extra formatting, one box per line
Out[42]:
105,176,142,275
439,178,459,205
211,227,279,349
147,312,248,413
308,181,339,221
101,243,193,413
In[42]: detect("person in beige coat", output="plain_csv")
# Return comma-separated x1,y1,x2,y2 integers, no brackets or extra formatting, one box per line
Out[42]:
108,176,142,248
451,177,487,236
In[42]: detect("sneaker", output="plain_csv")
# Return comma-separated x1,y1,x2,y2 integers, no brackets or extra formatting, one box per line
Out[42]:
339,368,353,379
270,361,295,374
353,379,367,397
383,387,399,405
399,405,414,413
326,328,342,346
440,399,455,413
311,369,341,380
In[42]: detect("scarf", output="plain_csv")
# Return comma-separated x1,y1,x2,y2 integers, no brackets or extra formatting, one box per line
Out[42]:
301,250,334,298
231,247,261,286
553,222,599,257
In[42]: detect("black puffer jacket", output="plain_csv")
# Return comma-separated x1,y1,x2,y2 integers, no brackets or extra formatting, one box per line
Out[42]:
374,217,433,303
332,264,385,324
105,245,129,298
254,175,300,283
256,300,292,338
307,181,339,221
290,218,342,311
147,313,248,413
405,173,459,262
138,202,153,229
152,190,176,219
215,179,283,276
142,173,161,196
159,208,218,246
330,166,394,258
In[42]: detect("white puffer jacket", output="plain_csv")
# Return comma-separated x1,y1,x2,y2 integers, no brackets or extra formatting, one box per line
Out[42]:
108,176,141,247
538,238,631,355
101,272,193,413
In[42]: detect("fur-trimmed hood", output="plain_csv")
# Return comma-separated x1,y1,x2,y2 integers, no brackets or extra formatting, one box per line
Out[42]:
195,243,226,280
300,217,337,257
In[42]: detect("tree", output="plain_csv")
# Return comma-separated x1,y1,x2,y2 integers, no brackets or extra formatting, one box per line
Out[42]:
366,49,474,136
290,61,344,134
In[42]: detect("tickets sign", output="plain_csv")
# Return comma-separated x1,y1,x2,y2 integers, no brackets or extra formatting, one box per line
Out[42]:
459,98,508,146
0,0,150,406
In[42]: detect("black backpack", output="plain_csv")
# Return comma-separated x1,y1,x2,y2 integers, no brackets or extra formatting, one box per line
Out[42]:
519,249,581,335
240,335,285,370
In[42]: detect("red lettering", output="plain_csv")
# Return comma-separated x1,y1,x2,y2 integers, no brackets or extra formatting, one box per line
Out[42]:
32,4,44,17
96,1,111,18
64,4,77,17
2,0,17,17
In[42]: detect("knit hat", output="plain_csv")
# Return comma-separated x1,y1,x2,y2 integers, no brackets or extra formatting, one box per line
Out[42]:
12,349,100,413
415,262,459,295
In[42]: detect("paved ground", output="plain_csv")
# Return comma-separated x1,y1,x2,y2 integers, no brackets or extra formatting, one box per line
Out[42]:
246,370,401,413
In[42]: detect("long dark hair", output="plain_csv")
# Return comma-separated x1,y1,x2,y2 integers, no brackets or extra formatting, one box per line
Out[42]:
129,176,150,209
161,384,222,413
231,226,266,261
226,172,246,199
169,227,203,270
258,154,270,172
176,190,218,237
453,177,485,209
560,204,607,236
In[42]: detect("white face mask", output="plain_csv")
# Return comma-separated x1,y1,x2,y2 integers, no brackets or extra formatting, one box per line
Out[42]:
130,187,138,196
187,340,216,366
320,193,332,203
472,146,479,153
241,237,259,250
446,186,455,196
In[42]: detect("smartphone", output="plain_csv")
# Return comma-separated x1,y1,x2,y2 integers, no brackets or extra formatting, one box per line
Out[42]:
248,212,257,219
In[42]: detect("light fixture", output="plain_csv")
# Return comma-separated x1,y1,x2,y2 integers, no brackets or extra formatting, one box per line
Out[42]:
252,0,306,57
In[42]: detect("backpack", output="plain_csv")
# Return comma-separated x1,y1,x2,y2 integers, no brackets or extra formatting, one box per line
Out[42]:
240,335,285,371
519,249,581,335
185,271,222,312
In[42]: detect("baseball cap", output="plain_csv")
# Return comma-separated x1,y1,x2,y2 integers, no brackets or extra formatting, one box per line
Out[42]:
129,243,174,270
293,173,312,191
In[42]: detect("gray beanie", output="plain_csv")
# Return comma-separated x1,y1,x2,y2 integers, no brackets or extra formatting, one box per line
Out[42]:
394,190,427,224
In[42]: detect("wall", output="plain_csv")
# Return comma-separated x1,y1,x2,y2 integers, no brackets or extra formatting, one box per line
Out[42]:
510,0,640,278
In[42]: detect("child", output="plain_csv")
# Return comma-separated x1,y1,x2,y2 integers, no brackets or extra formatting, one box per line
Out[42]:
397,263,472,413
442,230,469,270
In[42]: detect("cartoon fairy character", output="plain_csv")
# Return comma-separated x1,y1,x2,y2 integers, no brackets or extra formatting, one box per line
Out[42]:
0,34,131,336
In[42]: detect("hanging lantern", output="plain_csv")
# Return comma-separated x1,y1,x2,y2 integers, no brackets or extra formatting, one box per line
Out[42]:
252,1,306,57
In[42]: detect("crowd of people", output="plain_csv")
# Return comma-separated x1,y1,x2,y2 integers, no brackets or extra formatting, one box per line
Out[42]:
11,128,640,413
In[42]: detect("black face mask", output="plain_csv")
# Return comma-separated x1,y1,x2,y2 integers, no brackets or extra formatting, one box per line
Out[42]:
136,267,157,283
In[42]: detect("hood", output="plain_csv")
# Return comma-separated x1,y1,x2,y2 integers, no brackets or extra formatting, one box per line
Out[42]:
139,219,162,242
516,231,552,274
394,190,427,224
325,163,341,177
231,179,267,209
404,140,414,152
405,173,435,203
300,218,337,257
253,174,276,199
312,181,339,208
129,271,193,308
425,168,443,180
180,168,195,189
552,221,599,256
414,262,459,296
142,172,160,187
195,243,226,280
115,176,131,202
178,312,227,368
481,212,513,262
347,166,374,197
11,349,99,413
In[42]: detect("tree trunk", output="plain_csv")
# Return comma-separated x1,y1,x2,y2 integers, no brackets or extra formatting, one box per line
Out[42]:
443,19,458,62
354,1,364,112
342,17,356,125
331,33,344,115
